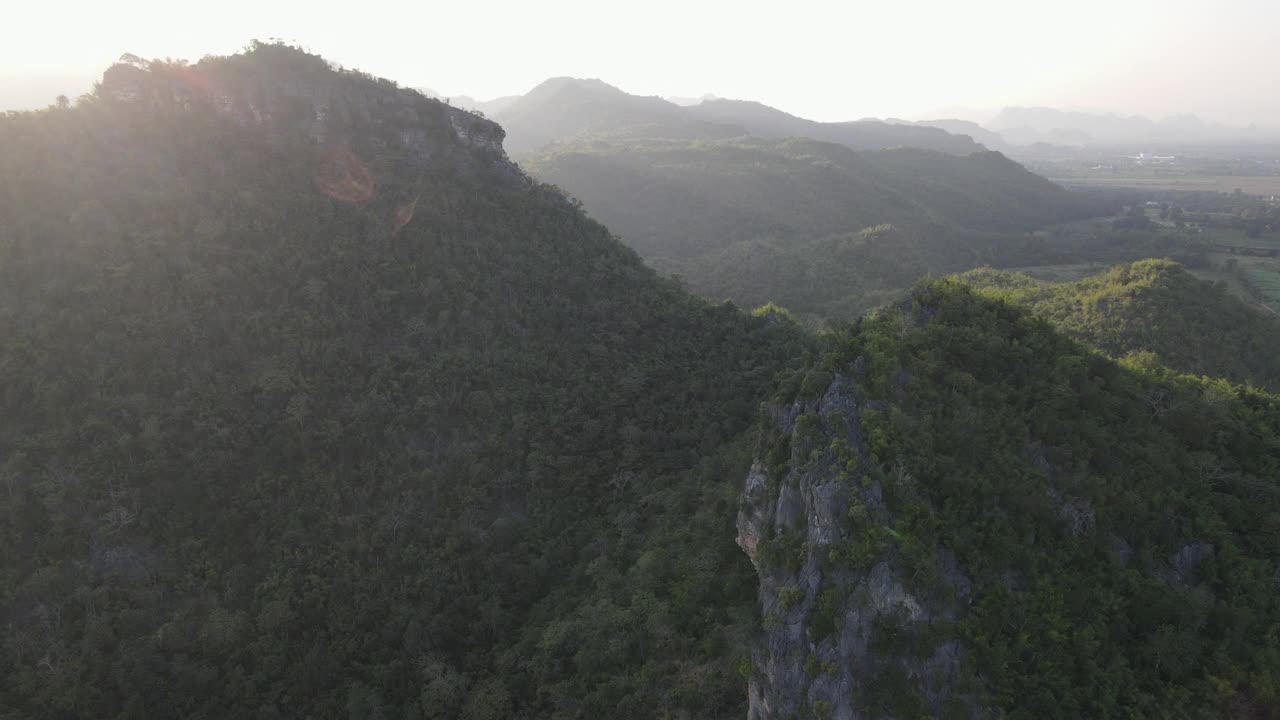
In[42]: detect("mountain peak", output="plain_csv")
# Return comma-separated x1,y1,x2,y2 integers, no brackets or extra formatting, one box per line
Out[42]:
96,41,512,175
525,76,627,98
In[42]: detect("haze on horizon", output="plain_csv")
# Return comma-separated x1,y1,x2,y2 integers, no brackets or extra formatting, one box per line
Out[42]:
3,0,1277,128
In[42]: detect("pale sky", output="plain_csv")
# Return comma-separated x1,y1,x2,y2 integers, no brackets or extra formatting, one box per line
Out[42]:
3,0,1277,126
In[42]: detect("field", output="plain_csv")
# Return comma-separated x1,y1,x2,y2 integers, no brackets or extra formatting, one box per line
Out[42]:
1050,175,1280,196
1201,226,1280,249
1244,262,1280,311
1196,253,1280,314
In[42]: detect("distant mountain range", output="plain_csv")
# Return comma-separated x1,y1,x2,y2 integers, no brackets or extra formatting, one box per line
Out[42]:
519,134,1110,318
442,78,1279,151
441,76,1112,319
989,106,1279,147
477,77,989,156
414,87,519,116
894,117,1011,151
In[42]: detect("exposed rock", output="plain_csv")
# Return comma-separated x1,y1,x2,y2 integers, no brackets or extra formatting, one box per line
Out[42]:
738,373,983,719
1048,488,1096,537
1168,542,1215,586
736,464,771,567
1107,534,1135,567
97,47,525,194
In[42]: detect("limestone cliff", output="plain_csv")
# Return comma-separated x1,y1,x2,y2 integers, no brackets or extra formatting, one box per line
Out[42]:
737,370,980,720
97,43,520,187
734,283,1267,720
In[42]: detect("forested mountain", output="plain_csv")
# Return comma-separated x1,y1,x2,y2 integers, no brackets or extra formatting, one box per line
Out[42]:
907,118,1010,150
680,100,986,155
960,260,1280,390
489,78,986,156
742,280,1280,718
987,106,1273,146
492,79,1120,322
3,42,1278,720
0,44,810,718
488,77,740,155
522,135,1112,318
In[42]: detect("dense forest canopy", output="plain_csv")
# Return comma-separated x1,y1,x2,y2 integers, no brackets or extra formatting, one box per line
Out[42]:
0,43,809,718
2,41,1278,720
959,259,1280,391
521,135,1115,319
746,280,1280,718
470,73,1149,325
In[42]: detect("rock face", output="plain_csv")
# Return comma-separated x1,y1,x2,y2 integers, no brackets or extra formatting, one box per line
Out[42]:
737,372,980,720
98,45,518,186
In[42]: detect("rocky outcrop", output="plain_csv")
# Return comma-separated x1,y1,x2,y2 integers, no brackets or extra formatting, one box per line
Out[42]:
98,45,520,187
737,371,981,720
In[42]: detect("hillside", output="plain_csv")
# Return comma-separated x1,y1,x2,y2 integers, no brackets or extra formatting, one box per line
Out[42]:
910,117,1010,150
4,42,1279,720
959,260,1280,390
490,77,740,155
682,99,986,154
522,135,1113,318
0,44,809,718
988,106,1270,146
490,79,987,156
741,280,1280,718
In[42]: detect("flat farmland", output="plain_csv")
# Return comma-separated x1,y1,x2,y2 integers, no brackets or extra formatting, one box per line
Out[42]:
1050,175,1280,196
1244,262,1280,311
1207,229,1280,249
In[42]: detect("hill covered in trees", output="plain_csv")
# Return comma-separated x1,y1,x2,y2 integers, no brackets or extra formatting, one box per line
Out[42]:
489,77,987,156
2,43,1277,720
678,98,986,155
522,135,1114,319
959,259,1280,390
491,79,1122,322
742,280,1280,718
0,43,809,718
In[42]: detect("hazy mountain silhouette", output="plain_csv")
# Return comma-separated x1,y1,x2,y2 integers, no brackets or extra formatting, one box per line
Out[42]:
490,78,987,156
989,106,1275,146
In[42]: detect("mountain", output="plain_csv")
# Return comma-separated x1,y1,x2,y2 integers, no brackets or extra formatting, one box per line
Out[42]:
959,259,1280,390
682,99,987,155
0,43,809,717
489,77,740,155
739,279,1280,719
989,106,1276,147
909,118,1009,150
416,88,519,116
5,41,1278,720
489,78,987,156
521,135,1114,318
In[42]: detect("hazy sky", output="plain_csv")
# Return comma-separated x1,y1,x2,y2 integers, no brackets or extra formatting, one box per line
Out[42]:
3,0,1277,126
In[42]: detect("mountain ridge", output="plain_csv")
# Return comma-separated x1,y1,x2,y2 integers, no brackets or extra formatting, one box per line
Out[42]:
521,133,1114,318
740,279,1280,718
959,259,1280,390
0,42,806,717
490,77,988,156
3,41,1278,720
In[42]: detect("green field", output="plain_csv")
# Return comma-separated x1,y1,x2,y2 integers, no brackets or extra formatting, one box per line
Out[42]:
1245,263,1280,311
1050,174,1280,196
1204,227,1280,249
1189,254,1280,315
